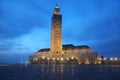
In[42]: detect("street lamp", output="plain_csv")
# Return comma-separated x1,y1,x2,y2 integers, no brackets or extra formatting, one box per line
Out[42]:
110,58,113,61
114,58,118,61
57,58,59,60
47,58,50,60
53,58,55,60
66,58,69,60
104,58,107,60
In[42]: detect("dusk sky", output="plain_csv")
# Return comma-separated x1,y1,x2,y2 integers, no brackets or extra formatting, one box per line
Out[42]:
0,0,120,63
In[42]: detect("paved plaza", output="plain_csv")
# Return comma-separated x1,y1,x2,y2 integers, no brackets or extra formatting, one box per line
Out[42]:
0,65,120,80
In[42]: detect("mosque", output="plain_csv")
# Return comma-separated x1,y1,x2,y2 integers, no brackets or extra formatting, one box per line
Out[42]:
29,5,100,64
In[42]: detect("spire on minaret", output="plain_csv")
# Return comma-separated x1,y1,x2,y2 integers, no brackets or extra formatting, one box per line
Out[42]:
54,4,60,15
55,4,59,8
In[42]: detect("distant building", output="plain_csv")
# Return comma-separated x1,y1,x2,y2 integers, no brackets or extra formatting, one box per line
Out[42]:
29,5,99,64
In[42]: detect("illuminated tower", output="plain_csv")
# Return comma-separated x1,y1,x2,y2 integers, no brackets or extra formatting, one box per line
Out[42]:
50,5,62,56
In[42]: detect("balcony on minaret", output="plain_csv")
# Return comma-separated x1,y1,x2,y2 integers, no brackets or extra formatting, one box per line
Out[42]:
54,4,60,15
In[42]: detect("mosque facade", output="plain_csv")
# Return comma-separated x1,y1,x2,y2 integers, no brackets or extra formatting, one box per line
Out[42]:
29,5,100,64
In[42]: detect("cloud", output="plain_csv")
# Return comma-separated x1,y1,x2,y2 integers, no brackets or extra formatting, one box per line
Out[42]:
0,27,51,63
0,0,50,39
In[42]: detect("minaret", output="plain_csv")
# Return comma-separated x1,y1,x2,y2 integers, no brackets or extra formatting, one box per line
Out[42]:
50,4,62,56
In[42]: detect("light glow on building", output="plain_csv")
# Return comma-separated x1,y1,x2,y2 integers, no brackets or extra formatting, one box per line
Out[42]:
61,58,64,61
42,56,45,59
71,57,74,59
